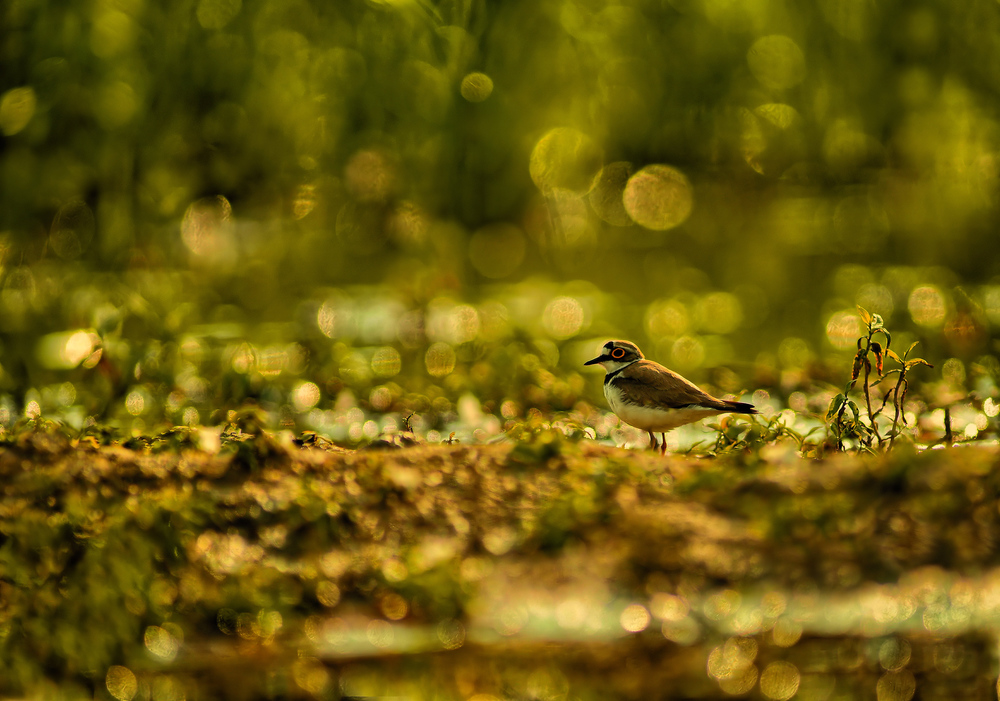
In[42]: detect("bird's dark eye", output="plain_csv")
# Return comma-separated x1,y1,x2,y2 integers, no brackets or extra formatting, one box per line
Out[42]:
611,347,625,359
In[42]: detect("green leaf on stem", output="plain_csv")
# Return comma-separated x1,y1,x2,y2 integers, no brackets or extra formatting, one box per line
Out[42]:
847,399,861,422
827,393,846,420
856,305,873,326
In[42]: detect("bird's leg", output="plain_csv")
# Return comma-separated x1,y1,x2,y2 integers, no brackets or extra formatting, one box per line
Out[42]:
647,430,657,451
659,433,667,455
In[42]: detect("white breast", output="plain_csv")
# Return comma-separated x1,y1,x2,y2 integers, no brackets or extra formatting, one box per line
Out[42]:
604,382,721,431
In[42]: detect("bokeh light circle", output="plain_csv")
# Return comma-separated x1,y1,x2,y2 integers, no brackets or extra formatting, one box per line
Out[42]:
547,189,596,247
425,342,456,377
370,386,393,411
543,296,586,339
879,638,912,671
748,35,806,90
293,657,331,695
718,666,759,695
646,299,690,339
345,149,396,202
760,661,800,700
588,161,634,226
755,103,801,130
181,195,233,258
105,666,138,701
671,335,705,370
620,604,651,632
771,618,803,647
291,381,321,411
437,619,466,649
367,619,394,648
876,670,915,701
316,581,341,607
529,127,603,195
697,292,743,334
144,625,180,661
460,72,494,102
908,285,947,327
428,301,480,344
125,390,146,416
64,330,99,367
371,346,402,376
0,87,37,136
825,310,863,349
857,283,894,319
778,337,813,368
623,165,693,230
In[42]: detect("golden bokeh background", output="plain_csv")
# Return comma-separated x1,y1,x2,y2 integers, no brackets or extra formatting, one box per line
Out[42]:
1,0,1000,441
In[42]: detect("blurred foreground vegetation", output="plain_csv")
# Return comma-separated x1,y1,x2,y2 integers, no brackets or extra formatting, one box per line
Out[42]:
4,421,1000,699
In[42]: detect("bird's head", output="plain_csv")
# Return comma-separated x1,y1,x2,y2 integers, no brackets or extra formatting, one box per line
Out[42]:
584,340,644,371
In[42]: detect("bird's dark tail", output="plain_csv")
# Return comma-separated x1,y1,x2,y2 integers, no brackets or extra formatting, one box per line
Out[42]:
724,401,758,415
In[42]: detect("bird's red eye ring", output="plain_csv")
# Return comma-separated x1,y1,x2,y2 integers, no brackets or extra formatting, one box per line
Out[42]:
611,347,625,359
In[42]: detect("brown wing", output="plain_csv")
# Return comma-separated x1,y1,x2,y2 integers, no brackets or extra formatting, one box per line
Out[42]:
613,360,731,410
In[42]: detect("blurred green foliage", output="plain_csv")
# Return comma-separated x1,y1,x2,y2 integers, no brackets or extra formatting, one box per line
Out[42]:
5,0,1000,439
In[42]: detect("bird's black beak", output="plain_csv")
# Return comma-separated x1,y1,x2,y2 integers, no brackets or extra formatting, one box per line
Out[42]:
584,355,607,366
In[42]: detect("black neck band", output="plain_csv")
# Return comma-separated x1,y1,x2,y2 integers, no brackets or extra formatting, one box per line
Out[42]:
604,366,627,385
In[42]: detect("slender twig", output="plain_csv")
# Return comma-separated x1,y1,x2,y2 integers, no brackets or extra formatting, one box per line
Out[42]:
861,352,883,448
889,376,906,450
872,374,897,415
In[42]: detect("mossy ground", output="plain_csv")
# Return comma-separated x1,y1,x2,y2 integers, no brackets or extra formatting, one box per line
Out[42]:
2,422,999,699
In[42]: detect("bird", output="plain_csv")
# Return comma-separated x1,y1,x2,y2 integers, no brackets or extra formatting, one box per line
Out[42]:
584,340,757,453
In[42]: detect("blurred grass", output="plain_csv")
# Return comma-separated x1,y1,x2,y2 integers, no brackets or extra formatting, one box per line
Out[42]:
3,420,1000,698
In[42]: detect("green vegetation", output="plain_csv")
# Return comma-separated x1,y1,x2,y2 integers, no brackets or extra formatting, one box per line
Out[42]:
827,306,934,453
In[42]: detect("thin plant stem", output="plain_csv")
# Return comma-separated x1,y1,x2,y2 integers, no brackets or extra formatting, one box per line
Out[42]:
889,375,906,450
859,328,885,449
